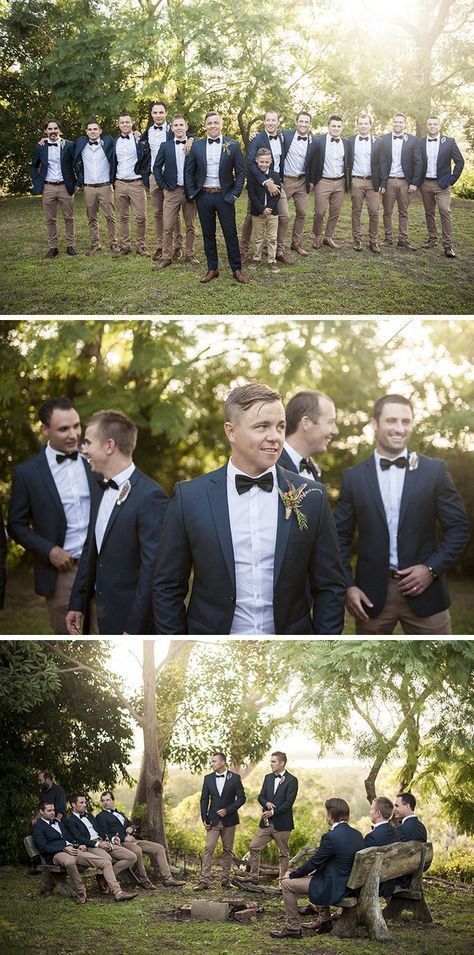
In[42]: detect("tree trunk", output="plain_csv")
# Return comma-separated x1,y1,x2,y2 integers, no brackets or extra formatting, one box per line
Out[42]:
134,640,168,848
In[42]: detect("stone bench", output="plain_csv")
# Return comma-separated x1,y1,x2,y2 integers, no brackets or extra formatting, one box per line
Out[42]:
331,840,434,942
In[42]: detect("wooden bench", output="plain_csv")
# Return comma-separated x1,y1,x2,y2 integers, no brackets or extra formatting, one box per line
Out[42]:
330,840,434,942
24,835,97,898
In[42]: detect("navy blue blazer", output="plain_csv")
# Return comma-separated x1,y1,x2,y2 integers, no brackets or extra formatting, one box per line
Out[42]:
257,771,298,831
200,771,246,828
95,808,132,841
30,140,76,195
346,135,382,190
112,136,150,186
7,449,94,598
0,507,6,610
398,816,427,843
278,447,322,482
32,817,70,861
184,137,245,203
153,139,192,195
65,812,102,848
307,134,351,191
280,129,314,192
153,463,346,635
290,822,364,906
247,129,286,182
364,822,399,848
379,133,423,188
334,453,470,619
73,135,115,186
69,467,169,635
418,135,464,189
247,167,281,216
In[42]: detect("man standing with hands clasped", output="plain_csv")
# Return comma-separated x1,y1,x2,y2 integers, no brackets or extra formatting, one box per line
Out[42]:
334,394,470,634
238,751,298,886
195,752,246,890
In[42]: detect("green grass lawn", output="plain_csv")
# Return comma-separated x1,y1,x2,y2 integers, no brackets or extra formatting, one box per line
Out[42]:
0,865,472,955
0,564,472,635
1,193,472,315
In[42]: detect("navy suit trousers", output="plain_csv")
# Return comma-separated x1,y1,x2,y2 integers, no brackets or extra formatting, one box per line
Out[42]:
196,191,241,271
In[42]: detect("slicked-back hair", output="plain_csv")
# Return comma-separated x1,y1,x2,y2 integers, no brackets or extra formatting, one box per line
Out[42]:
87,409,137,456
86,119,101,129
101,790,115,801
296,111,311,122
205,110,220,121
172,114,186,123
39,397,76,426
398,792,416,811
325,797,350,822
37,801,55,812
394,112,407,121
358,113,372,124
70,793,86,806
329,114,343,124
212,751,227,762
285,390,330,436
373,796,394,819
372,394,413,422
148,101,167,123
224,382,282,424
271,751,287,765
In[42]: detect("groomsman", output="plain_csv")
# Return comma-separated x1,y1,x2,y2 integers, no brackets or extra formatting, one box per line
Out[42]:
139,100,183,260
419,116,464,258
65,794,138,887
184,111,247,283
277,112,314,261
242,752,298,884
347,113,382,253
364,797,398,848
379,113,422,249
279,390,339,482
334,394,470,634
113,114,150,256
308,115,350,250
393,793,427,843
30,119,76,257
270,797,364,939
152,114,199,269
7,397,93,634
74,120,119,254
66,409,168,635
240,110,287,263
153,381,345,635
195,752,246,890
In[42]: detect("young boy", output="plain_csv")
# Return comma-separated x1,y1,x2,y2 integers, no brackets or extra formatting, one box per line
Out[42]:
246,148,281,272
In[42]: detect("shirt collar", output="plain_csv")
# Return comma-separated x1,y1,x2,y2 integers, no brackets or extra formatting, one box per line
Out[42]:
331,820,346,829
227,459,277,484
283,441,304,470
107,462,135,486
401,814,417,823
374,449,408,468
373,820,388,828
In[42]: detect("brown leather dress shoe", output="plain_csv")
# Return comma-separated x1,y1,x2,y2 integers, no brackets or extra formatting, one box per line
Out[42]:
114,889,138,901
323,236,339,249
45,248,59,258
369,242,381,254
66,246,77,255
232,270,248,283
269,927,302,939
95,873,110,894
397,240,416,250
315,920,333,934
173,248,183,260
152,248,162,261
136,247,151,257
152,259,173,270
163,876,186,886
200,269,219,283
353,240,362,251
311,235,323,249
193,880,210,891
290,244,309,256
185,255,200,264
423,238,438,248
75,892,87,904
276,252,293,264
139,878,157,890
220,880,232,888
445,247,456,258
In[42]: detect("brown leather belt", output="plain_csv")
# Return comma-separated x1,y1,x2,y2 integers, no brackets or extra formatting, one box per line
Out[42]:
85,182,111,187
202,187,221,193
44,180,64,185
353,175,372,180
116,177,142,183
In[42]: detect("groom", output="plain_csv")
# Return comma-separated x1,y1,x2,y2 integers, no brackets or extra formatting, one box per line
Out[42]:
153,382,345,634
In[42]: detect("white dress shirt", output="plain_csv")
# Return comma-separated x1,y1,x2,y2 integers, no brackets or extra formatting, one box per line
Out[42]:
115,135,139,179
268,134,282,169
204,136,222,187
45,444,90,558
322,133,345,178
72,811,100,841
148,122,169,166
227,459,279,635
82,141,110,184
389,135,404,177
352,135,372,177
215,772,227,796
95,463,135,553
426,136,440,178
375,449,408,569
284,134,308,177
282,441,314,479
174,139,186,185
44,817,72,843
46,140,64,181
273,771,285,795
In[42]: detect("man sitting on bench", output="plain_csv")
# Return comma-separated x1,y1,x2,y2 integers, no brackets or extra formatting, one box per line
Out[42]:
270,797,364,939
32,801,137,904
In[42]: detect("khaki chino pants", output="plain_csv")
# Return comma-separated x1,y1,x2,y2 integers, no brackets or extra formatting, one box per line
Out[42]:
41,183,75,249
52,847,121,896
241,191,289,256
281,875,313,930
201,823,236,883
83,184,117,249
355,578,452,635
313,177,345,239
150,177,183,250
420,180,453,248
278,177,307,252
382,177,411,241
350,178,380,243
46,563,78,635
114,179,147,252
249,822,291,879
161,187,196,261
251,214,278,263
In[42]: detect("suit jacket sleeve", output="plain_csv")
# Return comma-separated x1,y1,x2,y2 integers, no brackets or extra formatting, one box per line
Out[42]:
290,830,334,877
32,820,66,856
153,142,166,189
225,776,246,816
153,485,191,634
257,777,268,809
184,146,199,199
68,512,94,615
200,777,210,823
308,488,346,633
273,776,298,816
126,484,169,634
7,468,56,559
333,470,356,588
449,139,464,185
425,462,470,576
64,815,95,848
413,138,423,186
232,142,245,197
247,173,266,214
364,830,378,847
30,145,43,192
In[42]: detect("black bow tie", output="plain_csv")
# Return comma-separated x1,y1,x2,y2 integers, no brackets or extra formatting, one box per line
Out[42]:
428,138,438,142
79,813,87,819
380,456,407,471
208,138,220,144
154,124,164,130
97,478,119,490
88,140,100,146
274,773,283,778
49,819,57,825
359,136,369,141
56,451,78,463
331,137,341,143
393,135,403,139
175,139,186,144
120,134,130,139
48,142,58,146
216,773,226,778
299,457,321,479
297,135,307,141
235,473,274,495
268,134,278,140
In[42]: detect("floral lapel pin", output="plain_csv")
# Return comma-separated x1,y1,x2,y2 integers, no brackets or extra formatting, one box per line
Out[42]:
441,136,446,144
408,452,419,471
116,480,131,505
277,480,322,531
222,140,232,153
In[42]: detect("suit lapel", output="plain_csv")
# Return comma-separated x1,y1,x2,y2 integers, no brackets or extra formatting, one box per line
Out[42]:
207,466,235,590
36,451,66,517
365,456,388,528
273,466,293,587
398,453,420,529
99,468,140,551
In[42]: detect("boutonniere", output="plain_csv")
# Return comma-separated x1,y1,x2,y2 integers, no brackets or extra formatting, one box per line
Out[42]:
116,480,131,505
226,771,232,780
222,140,232,153
403,133,408,142
277,480,322,531
441,136,446,144
408,452,419,471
